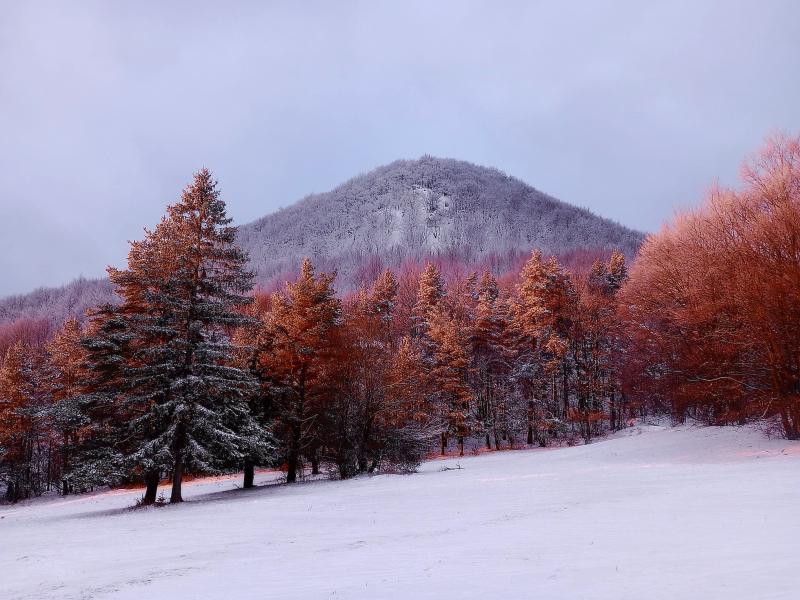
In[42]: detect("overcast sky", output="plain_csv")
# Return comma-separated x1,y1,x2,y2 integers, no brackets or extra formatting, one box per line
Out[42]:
1,1,798,297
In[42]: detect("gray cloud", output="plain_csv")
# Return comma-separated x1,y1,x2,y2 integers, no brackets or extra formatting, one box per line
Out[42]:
2,0,798,296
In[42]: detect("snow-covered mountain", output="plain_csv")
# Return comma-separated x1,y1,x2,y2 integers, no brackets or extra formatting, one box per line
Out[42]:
0,156,644,325
238,156,644,289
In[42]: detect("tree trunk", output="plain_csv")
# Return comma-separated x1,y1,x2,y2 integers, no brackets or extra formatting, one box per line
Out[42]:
243,457,255,489
286,422,301,483
485,433,491,449
170,454,184,503
610,389,616,431
440,433,447,456
62,479,69,497
143,470,160,504
6,481,15,503
458,436,464,456
286,452,298,484
311,450,320,476
780,408,799,440
552,373,559,419
47,443,51,492
791,406,800,440
527,399,534,444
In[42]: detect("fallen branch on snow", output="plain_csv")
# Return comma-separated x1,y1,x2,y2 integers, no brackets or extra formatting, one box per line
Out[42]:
439,463,463,472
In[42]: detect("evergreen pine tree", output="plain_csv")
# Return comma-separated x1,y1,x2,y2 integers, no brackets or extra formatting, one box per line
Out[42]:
104,169,266,503
413,262,446,339
370,267,399,346
473,271,502,358
470,271,510,448
44,317,88,495
428,306,473,455
607,250,629,292
0,342,46,501
513,251,573,439
66,305,132,494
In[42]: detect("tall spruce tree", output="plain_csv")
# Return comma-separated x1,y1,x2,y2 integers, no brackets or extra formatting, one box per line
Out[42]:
470,271,510,449
254,259,341,483
0,342,46,501
413,262,446,340
104,169,267,503
428,305,473,455
370,267,399,346
66,306,132,494
45,317,88,495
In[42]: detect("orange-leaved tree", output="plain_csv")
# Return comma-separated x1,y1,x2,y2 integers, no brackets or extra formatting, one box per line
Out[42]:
254,258,341,483
622,133,800,438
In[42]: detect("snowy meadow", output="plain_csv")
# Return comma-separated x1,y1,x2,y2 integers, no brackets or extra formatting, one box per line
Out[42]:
3,423,798,600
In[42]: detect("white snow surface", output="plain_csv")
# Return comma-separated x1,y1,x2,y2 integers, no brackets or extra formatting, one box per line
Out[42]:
2,424,799,599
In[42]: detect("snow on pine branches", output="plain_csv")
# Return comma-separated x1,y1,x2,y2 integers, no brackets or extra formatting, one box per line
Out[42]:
82,170,270,503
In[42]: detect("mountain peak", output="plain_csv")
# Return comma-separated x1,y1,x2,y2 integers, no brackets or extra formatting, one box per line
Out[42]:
238,156,643,290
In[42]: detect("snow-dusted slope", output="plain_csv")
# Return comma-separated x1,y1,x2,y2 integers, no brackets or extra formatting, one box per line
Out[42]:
2,425,798,600
238,156,645,290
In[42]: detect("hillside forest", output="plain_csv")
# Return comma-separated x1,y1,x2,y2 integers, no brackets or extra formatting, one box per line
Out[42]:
1,134,798,503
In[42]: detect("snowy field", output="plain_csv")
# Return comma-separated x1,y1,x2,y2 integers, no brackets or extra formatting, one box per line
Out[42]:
2,424,799,600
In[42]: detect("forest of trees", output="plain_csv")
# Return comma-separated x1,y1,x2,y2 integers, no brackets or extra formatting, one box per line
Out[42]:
2,134,798,503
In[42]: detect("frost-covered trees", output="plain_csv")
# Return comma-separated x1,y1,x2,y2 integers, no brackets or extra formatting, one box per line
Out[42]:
371,267,399,346
413,261,446,340
236,156,644,293
0,241,641,502
93,170,268,503
567,252,628,440
469,271,512,449
0,156,644,328
426,273,475,456
512,251,572,442
241,260,432,483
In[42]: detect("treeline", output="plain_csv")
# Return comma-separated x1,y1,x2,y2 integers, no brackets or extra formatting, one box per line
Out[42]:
2,134,799,504
0,277,117,329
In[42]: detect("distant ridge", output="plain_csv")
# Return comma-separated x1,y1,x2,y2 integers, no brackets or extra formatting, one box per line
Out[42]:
0,277,116,327
0,156,645,325
238,156,643,289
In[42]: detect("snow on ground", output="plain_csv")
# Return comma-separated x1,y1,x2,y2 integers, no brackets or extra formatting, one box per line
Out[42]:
2,424,799,600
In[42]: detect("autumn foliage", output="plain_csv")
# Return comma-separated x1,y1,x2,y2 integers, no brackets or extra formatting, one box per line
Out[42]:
622,133,800,439
2,134,799,502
